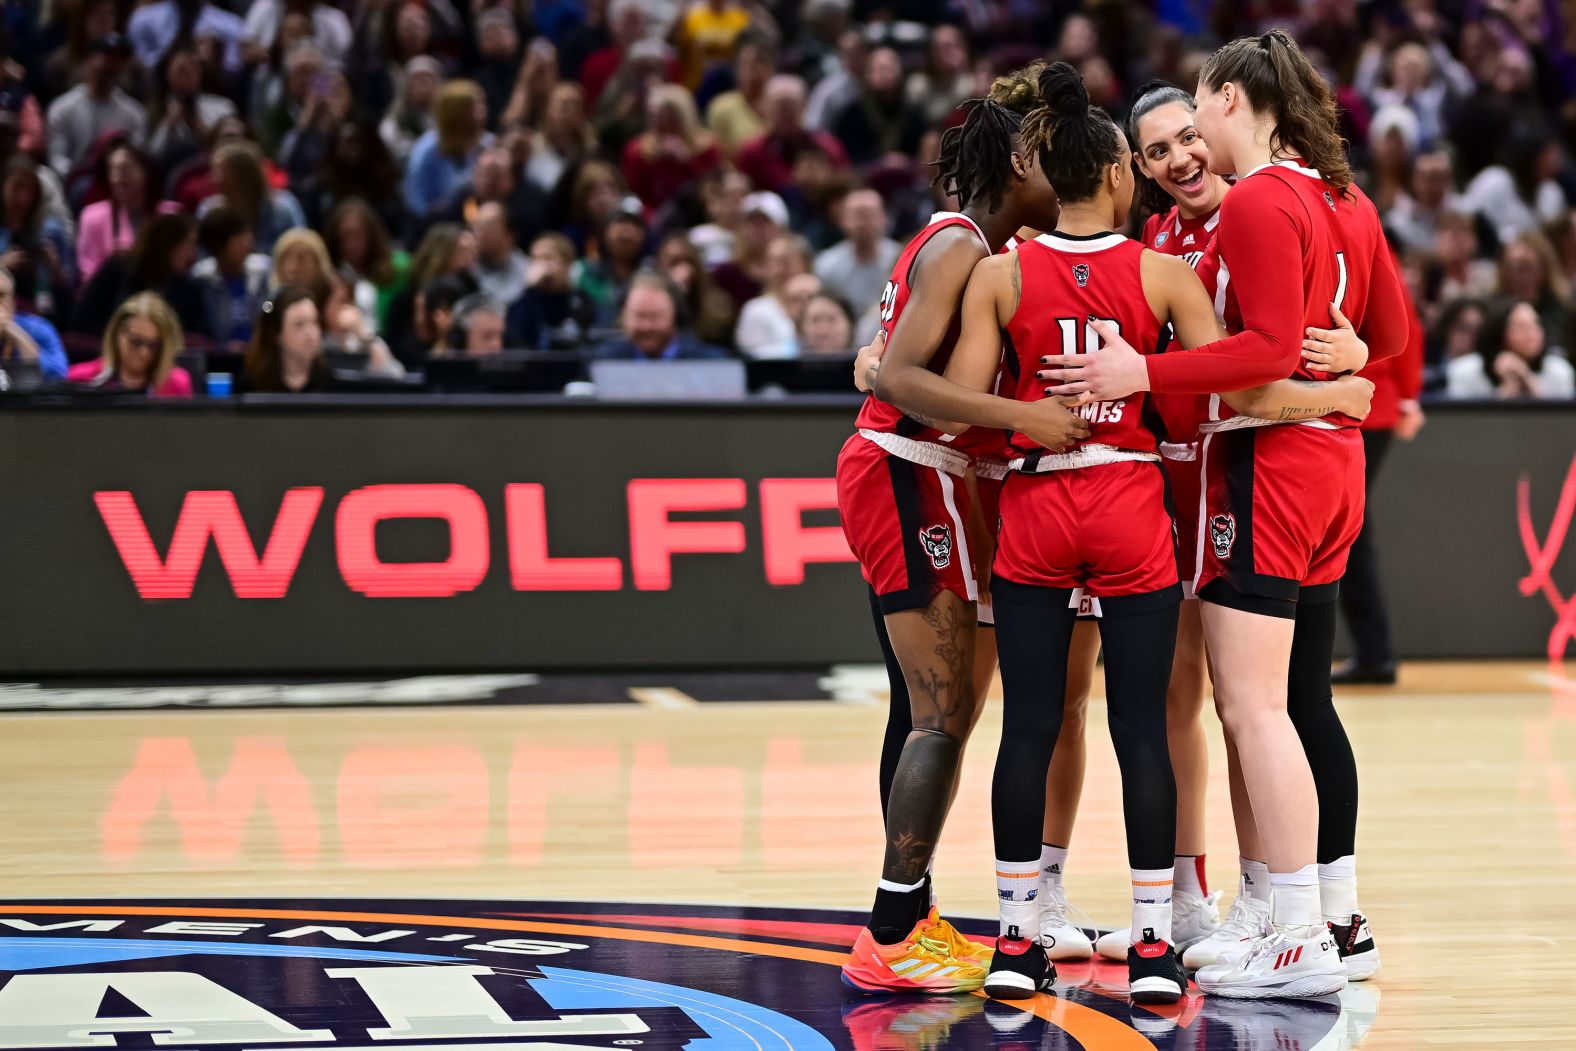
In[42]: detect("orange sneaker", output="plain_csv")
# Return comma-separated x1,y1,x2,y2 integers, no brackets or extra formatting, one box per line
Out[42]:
918,906,994,964
841,923,988,994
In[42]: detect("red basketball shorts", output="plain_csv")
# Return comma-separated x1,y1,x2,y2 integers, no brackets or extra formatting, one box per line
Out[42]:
1162,444,1203,599
836,433,978,614
1194,424,1365,600
993,460,1178,597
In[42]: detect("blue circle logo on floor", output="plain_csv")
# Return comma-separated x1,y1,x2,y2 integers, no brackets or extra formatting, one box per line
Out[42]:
0,899,1376,1049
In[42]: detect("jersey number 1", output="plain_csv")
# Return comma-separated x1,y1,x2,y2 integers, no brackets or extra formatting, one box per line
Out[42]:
1056,317,1121,355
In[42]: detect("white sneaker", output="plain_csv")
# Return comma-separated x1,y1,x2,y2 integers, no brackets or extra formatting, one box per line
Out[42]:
1328,911,1381,980
1194,926,1347,999
1037,884,1094,960
1094,889,1222,961
1181,893,1270,970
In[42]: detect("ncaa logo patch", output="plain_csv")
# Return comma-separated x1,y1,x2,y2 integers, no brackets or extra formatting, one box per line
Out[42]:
1072,263,1090,288
1210,512,1237,559
918,524,953,569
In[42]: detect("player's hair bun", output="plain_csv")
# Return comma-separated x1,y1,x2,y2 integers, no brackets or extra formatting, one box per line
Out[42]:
1037,61,1088,118
988,61,1046,118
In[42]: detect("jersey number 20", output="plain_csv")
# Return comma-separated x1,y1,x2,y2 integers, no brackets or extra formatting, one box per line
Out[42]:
878,281,898,326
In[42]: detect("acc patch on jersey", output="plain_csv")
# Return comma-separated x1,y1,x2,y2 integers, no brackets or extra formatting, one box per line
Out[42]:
1155,230,1169,247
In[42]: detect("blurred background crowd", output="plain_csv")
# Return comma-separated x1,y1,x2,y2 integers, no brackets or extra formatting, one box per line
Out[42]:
0,0,1571,398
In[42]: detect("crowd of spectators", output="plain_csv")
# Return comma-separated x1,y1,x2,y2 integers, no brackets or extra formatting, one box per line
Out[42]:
0,0,1570,400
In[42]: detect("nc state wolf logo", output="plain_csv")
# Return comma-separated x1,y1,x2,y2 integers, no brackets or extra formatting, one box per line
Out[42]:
1209,513,1237,559
1072,263,1090,288
918,524,953,570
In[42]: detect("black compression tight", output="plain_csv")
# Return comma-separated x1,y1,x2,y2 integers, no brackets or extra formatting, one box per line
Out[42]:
1289,592,1359,863
991,578,1180,868
873,589,910,822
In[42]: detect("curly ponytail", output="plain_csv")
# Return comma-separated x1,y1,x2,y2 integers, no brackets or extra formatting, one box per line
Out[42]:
931,98,1024,212
1019,61,1123,204
1199,29,1353,191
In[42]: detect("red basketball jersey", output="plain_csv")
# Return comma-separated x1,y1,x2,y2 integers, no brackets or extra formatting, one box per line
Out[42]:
1205,162,1393,427
853,211,1000,459
1001,232,1165,458
1141,205,1222,442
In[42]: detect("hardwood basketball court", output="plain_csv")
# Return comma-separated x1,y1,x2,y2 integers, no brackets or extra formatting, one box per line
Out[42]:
0,660,1569,1048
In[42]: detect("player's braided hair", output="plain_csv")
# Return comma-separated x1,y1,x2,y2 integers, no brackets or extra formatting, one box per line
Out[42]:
932,98,1024,212
1020,62,1124,204
1200,29,1353,192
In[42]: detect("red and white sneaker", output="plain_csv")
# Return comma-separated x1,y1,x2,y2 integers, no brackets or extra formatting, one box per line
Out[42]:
1194,927,1347,1000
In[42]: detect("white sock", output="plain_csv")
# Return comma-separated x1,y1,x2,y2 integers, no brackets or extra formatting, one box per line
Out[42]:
1174,854,1206,899
1131,866,1174,944
1240,856,1272,902
1318,854,1359,922
1269,864,1322,934
1039,843,1068,900
996,859,1040,940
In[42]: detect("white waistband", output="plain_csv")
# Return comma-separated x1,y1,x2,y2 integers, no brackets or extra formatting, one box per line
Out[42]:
1160,442,1197,462
1198,416,1343,434
858,429,971,476
973,458,1010,481
1008,443,1162,473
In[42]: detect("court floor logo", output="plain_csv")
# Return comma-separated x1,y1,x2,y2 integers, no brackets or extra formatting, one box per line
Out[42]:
0,900,1377,1050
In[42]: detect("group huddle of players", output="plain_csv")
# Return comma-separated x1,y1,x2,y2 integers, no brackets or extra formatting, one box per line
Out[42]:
836,30,1401,1004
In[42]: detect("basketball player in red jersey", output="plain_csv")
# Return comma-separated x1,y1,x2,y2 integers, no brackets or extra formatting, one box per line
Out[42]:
1040,31,1410,998
836,96,1085,995
881,61,1373,1005
851,64,1107,967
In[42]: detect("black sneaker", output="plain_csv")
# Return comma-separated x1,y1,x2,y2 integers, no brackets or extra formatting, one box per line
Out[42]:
984,928,1054,1000
1328,912,1381,980
1127,930,1185,1005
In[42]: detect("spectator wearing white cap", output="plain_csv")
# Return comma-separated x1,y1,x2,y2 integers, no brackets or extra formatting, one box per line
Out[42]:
709,189,787,310
381,57,442,166
1366,104,1420,213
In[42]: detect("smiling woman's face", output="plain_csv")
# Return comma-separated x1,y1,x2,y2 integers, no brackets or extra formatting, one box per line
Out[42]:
1136,100,1212,207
